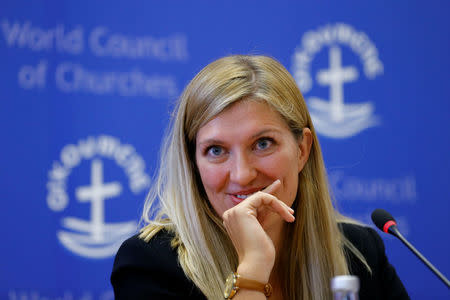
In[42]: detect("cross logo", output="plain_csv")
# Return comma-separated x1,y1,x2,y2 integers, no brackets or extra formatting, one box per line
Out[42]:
76,159,122,242
47,136,150,259
317,46,358,122
292,23,383,138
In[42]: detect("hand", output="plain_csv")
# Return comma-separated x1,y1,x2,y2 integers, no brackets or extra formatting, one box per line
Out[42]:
222,179,295,281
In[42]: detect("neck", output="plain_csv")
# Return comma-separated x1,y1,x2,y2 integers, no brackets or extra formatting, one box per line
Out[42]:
264,215,287,254
266,216,290,298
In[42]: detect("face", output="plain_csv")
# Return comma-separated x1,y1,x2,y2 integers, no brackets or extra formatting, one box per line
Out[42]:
195,100,310,218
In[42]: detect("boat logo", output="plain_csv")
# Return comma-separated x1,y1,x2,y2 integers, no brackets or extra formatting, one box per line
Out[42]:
46,135,150,259
292,23,384,138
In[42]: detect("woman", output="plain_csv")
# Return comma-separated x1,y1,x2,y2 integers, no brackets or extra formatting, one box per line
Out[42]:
111,55,409,299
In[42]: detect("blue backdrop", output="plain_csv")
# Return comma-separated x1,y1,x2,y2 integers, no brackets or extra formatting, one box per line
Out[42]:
1,1,449,299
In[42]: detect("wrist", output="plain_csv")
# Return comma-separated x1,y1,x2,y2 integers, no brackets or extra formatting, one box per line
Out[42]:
224,272,273,299
236,261,273,283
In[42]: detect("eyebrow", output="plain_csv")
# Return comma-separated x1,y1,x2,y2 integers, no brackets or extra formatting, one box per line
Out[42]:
250,128,279,139
197,128,280,147
197,138,223,147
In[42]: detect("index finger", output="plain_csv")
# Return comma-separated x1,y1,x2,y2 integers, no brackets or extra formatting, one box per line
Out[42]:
262,179,281,195
261,179,295,214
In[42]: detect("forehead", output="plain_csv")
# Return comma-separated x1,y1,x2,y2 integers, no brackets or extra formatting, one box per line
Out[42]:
196,100,290,142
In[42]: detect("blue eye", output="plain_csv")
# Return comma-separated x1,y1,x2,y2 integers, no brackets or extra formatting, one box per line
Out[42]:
207,146,224,156
255,138,273,150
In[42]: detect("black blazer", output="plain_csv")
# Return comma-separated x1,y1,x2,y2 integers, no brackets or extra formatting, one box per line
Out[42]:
111,223,409,299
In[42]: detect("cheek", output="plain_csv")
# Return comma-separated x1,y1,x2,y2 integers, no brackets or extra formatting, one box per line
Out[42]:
263,151,299,178
285,171,299,204
198,164,223,189
197,163,229,217
196,160,228,198
264,150,300,205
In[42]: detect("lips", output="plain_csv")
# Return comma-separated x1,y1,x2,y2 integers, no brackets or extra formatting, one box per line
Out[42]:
230,194,251,205
228,187,265,205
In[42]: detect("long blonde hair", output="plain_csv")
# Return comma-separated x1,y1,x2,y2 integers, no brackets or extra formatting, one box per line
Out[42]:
140,55,366,299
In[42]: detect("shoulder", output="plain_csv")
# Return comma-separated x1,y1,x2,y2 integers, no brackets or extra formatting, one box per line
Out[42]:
339,222,383,261
339,222,391,279
339,222,410,300
339,223,382,275
112,229,178,273
111,229,206,300
339,222,379,242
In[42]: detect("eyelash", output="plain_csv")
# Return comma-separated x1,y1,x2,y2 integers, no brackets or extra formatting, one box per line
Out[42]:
254,137,274,151
205,145,225,157
203,137,275,157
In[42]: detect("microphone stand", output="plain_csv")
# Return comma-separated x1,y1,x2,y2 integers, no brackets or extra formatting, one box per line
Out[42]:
388,226,450,288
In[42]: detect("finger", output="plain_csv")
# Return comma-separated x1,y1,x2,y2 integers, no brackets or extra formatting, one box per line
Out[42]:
261,180,294,214
262,179,281,195
250,193,295,222
262,201,295,222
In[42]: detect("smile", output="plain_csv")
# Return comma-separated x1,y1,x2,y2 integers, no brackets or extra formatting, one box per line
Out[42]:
229,187,267,204
230,194,251,205
235,194,252,200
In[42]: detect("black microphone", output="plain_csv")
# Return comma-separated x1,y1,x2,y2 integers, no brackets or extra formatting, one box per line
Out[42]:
371,209,450,288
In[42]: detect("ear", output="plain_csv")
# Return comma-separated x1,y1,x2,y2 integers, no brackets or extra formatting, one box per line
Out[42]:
297,128,313,172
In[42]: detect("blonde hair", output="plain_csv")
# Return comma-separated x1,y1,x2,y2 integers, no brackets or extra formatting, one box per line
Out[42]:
140,55,367,299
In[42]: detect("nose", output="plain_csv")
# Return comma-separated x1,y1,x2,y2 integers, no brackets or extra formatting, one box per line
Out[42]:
229,151,257,186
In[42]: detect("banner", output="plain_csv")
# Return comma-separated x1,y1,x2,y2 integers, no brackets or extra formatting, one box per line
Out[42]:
1,1,449,299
